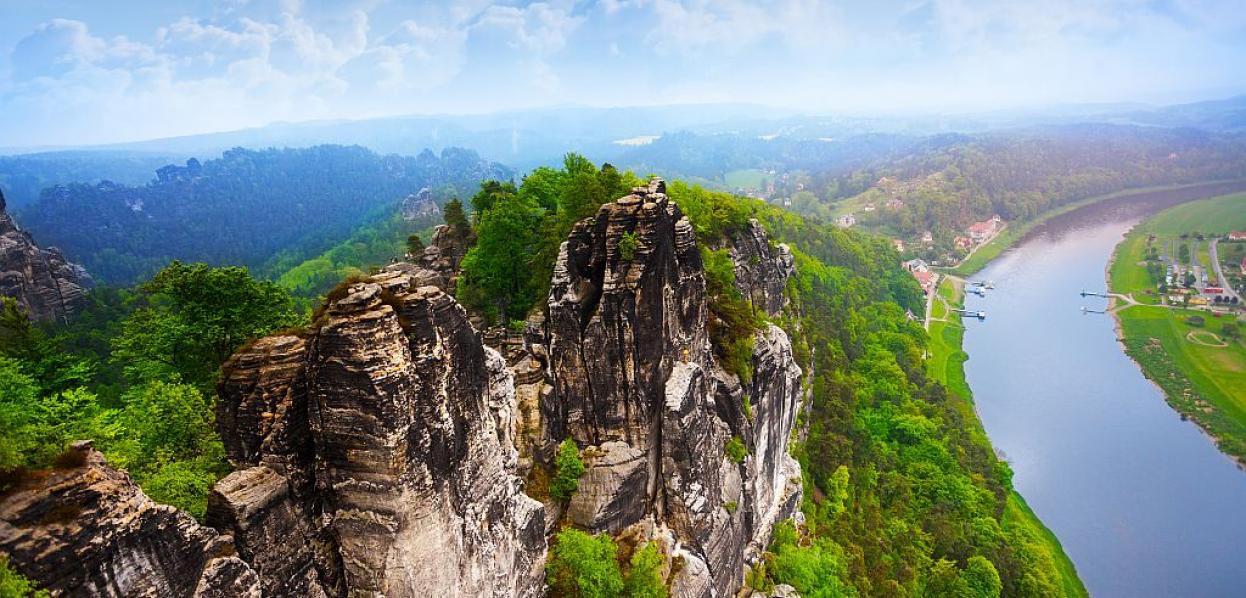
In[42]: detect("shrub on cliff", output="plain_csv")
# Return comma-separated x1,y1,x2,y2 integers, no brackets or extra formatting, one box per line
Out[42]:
550,438,585,502
546,529,624,597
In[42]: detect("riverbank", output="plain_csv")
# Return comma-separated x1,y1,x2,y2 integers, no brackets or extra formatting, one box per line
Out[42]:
1107,192,1246,463
952,180,1246,277
925,277,1089,597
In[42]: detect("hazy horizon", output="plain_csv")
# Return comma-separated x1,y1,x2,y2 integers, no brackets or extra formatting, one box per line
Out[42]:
2,0,1244,148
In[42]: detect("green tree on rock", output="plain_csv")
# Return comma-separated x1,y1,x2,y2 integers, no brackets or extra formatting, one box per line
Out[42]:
456,194,541,322
550,438,585,502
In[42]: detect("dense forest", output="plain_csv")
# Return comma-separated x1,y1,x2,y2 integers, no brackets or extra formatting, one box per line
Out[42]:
0,151,177,209
794,125,1246,257
15,145,510,284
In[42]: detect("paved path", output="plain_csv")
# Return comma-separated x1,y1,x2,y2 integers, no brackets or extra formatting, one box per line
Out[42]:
1209,238,1243,303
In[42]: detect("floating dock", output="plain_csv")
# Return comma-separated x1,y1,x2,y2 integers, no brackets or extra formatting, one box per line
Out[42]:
1080,289,1109,298
953,308,987,320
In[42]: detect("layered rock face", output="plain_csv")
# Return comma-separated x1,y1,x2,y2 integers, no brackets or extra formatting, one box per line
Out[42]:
400,187,440,221
0,442,261,597
212,273,546,597
388,223,469,292
533,179,804,595
0,188,93,323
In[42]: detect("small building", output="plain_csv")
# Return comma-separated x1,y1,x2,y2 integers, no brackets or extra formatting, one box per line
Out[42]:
886,198,905,210
903,258,929,273
912,269,937,295
967,215,1003,242
921,231,934,245
893,238,906,252
1228,230,1246,241
862,203,877,212
954,236,974,250
1204,286,1225,295
836,213,856,228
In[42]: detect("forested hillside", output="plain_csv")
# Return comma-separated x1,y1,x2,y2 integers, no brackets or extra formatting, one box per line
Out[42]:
15,145,510,284
0,151,176,209
799,126,1246,255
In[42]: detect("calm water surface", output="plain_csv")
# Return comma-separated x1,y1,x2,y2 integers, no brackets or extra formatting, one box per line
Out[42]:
961,194,1246,598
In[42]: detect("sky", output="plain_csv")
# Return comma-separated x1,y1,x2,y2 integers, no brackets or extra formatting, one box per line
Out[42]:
1,0,1244,147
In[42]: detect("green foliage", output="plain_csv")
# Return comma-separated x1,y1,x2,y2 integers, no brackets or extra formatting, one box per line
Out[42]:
470,180,519,215
623,542,667,598
456,154,641,322
619,231,640,261
550,438,585,502
0,555,49,598
546,529,624,598
702,247,761,382
406,233,424,256
443,198,472,241
18,145,507,285
546,530,667,598
724,436,748,464
113,261,301,390
457,191,542,322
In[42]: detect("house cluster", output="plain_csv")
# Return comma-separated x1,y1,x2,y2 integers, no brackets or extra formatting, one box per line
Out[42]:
968,215,1003,242
903,258,937,295
949,215,1004,252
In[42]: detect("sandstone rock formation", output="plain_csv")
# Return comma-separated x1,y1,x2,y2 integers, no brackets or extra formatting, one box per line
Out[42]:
0,188,93,323
212,272,546,597
528,179,804,595
400,187,441,221
0,442,261,597
388,223,470,292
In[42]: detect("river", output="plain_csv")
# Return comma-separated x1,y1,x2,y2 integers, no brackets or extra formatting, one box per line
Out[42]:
960,185,1246,598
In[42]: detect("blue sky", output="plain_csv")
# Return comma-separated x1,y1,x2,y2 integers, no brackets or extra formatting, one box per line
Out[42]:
1,0,1244,147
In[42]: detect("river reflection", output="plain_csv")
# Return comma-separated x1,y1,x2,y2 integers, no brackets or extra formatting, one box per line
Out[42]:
961,185,1246,598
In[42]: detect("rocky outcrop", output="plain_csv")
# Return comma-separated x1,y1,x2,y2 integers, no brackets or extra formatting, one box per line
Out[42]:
212,272,546,597
388,223,470,292
0,442,260,597
400,187,441,221
531,179,804,595
0,188,92,323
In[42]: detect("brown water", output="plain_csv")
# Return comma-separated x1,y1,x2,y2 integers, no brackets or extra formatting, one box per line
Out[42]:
961,182,1246,598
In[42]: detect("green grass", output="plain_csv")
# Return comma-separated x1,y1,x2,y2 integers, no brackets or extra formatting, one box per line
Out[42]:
953,183,1241,277
924,277,1088,596
1107,233,1161,304
1134,192,1246,235
1115,304,1246,459
723,169,770,191
1109,192,1246,462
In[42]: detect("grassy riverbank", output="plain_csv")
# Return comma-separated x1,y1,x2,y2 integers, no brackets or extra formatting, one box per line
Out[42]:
1109,193,1246,461
925,277,1089,597
953,181,1242,277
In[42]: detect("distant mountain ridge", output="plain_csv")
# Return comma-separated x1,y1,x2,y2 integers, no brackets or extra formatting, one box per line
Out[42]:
15,144,511,285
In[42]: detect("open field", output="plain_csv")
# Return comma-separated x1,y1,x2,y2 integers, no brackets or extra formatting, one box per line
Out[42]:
1110,193,1246,461
925,277,1088,597
1133,192,1246,235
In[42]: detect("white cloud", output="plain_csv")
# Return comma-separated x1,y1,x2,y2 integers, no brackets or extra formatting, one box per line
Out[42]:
0,0,1242,146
